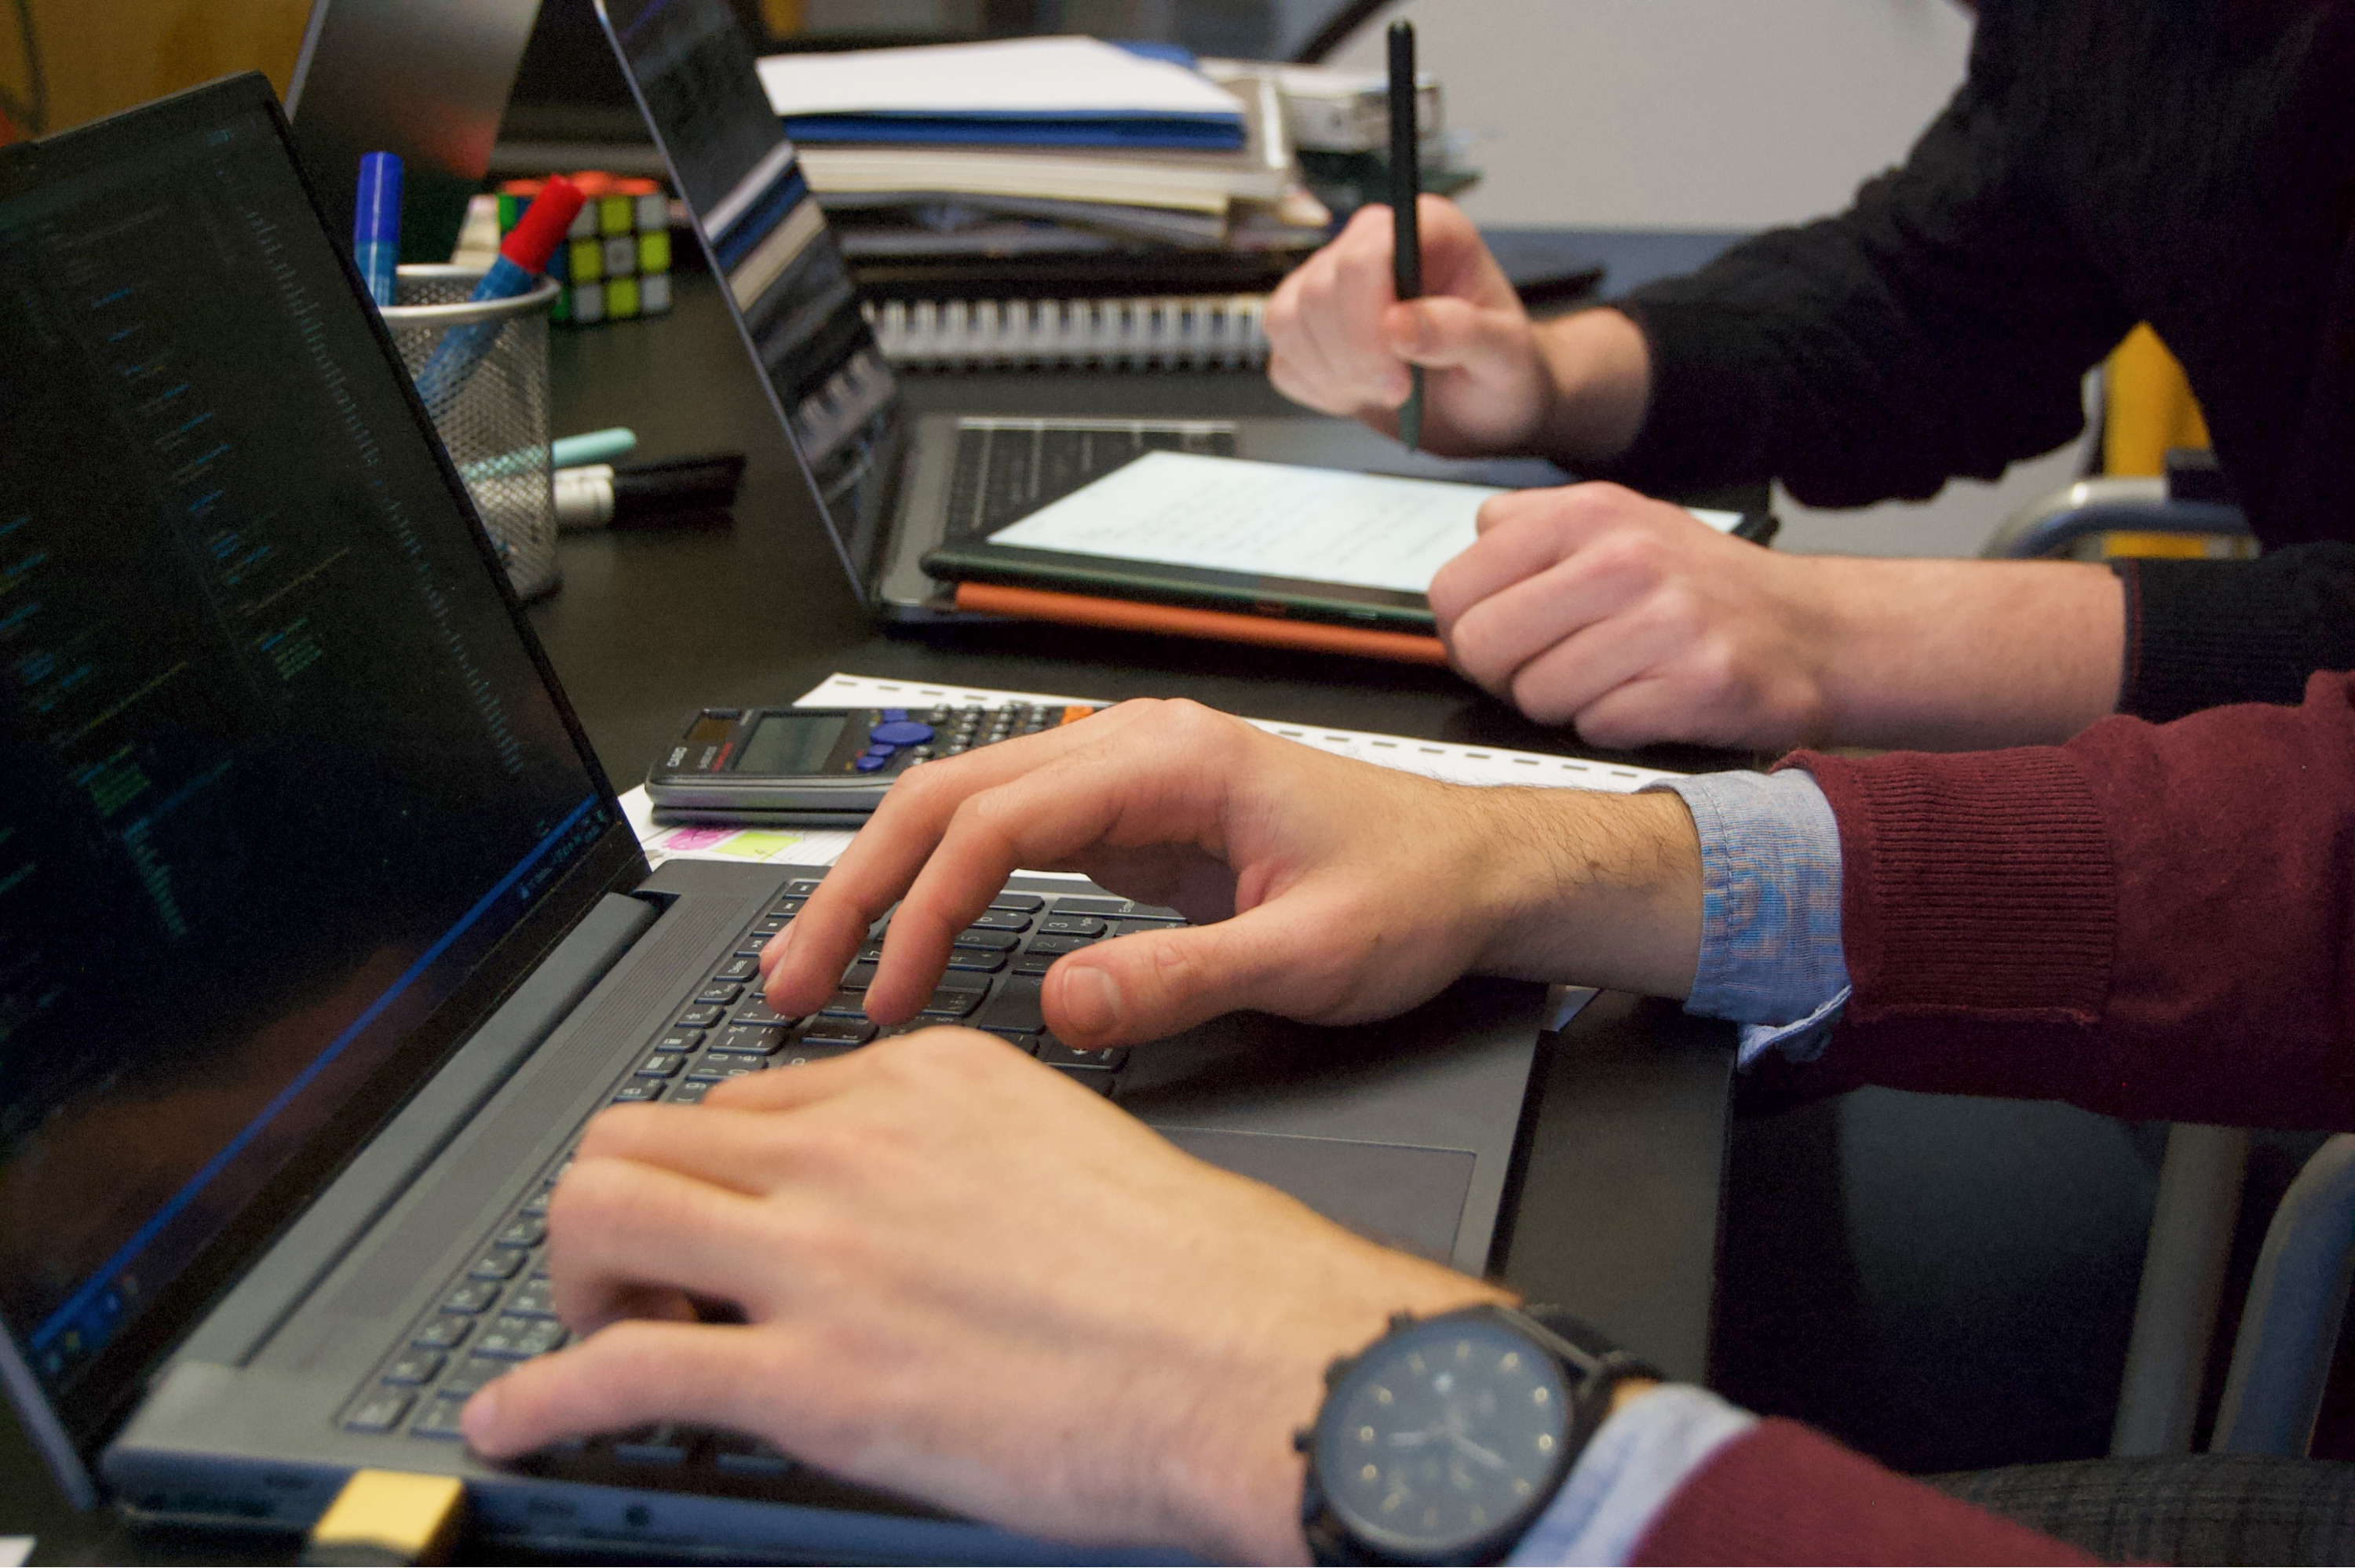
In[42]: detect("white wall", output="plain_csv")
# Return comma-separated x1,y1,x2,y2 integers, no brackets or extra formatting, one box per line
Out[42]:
1327,1,2087,557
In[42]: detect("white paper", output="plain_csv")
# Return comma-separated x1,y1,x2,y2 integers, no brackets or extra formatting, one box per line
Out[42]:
0,1537,31,1568
988,451,1502,595
758,37,1247,122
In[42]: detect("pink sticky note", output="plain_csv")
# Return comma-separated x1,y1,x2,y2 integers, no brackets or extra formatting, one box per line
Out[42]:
663,826,736,851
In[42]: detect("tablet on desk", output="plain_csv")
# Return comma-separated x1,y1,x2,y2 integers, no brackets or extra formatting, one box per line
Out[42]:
921,450,1762,633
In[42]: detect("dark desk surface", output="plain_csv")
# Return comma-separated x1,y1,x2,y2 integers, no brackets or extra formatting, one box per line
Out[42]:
7,232,1738,1565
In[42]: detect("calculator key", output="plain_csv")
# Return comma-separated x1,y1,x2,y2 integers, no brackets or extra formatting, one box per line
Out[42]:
969,910,1031,932
713,956,760,983
505,1278,556,1318
413,1316,471,1351
652,1029,703,1052
988,893,1046,913
442,1281,501,1315
382,1351,444,1387
944,950,1006,973
869,719,934,746
696,983,743,1006
1039,915,1107,937
717,1025,787,1056
951,928,1020,952
853,750,893,773
734,1000,797,1028
411,1398,469,1441
611,1080,665,1103
799,1019,874,1047
1039,1041,1130,1071
633,1053,682,1078
496,1216,546,1249
342,1390,413,1435
676,1005,725,1029
1024,933,1096,957
469,1249,525,1281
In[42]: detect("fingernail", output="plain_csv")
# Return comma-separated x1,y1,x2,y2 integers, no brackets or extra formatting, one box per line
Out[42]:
461,1384,497,1442
1058,964,1120,1037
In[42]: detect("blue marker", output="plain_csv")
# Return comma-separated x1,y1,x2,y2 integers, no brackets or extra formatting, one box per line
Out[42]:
353,152,402,308
412,175,586,407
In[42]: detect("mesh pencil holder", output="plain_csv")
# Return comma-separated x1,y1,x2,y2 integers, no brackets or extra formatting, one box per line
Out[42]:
382,264,564,600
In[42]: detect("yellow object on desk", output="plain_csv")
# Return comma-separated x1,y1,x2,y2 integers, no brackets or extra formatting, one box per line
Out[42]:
300,1469,465,1566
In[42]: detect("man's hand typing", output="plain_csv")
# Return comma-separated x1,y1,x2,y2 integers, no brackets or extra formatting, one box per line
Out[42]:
757,699,1704,1048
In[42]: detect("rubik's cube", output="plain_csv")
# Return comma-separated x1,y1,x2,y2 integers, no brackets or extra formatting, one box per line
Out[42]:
498,173,672,326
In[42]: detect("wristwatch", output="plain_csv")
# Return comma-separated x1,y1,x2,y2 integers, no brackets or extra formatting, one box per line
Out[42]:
1297,1304,1659,1565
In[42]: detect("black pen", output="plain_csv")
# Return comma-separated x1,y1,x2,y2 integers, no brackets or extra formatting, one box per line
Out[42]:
1388,19,1423,453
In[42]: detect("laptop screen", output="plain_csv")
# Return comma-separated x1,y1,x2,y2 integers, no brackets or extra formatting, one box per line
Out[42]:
0,80,625,1425
594,0,907,599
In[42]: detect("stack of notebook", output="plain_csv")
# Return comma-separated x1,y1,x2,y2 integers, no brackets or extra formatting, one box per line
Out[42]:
768,36,1338,279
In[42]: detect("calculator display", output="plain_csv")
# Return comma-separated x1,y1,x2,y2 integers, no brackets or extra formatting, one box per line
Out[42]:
738,713,848,776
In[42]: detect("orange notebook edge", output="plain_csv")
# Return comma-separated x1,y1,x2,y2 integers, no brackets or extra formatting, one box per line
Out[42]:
952,582,1451,667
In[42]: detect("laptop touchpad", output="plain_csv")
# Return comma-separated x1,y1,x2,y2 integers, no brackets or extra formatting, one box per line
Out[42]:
1157,1127,1473,1264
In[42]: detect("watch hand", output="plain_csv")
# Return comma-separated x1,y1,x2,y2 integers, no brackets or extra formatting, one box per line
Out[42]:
1448,1433,1506,1468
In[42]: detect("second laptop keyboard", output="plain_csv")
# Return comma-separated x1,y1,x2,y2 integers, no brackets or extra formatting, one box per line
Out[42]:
944,417,1237,539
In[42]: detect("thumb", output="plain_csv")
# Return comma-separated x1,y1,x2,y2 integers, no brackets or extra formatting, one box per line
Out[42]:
1384,295,1522,373
1042,899,1356,1048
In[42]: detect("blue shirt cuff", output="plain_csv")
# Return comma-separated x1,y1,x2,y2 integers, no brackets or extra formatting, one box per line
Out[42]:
1506,1384,1758,1566
1647,770,1850,1030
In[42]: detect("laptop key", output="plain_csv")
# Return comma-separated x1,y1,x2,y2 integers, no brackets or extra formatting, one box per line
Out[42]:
989,893,1046,913
343,1390,413,1435
1039,915,1107,937
411,1398,469,1441
476,1315,567,1360
798,1019,874,1047
634,1054,682,1078
717,1025,787,1056
382,1351,444,1387
413,1316,471,1351
497,1216,546,1249
469,1249,525,1282
613,1424,690,1464
1054,1066,1118,1096
443,1281,501,1315
1024,933,1098,957
980,1028,1040,1053
944,950,1006,973
918,986,983,1019
653,1028,704,1052
778,1045,856,1067
974,977,1046,1034
969,910,1031,932
836,962,878,992
437,1356,509,1399
712,1435,792,1476
612,1080,665,1103
1039,1041,1130,1071
506,1278,556,1318
1013,954,1056,977
713,957,760,983
951,928,1020,952
733,1000,796,1028
696,983,743,1006
669,1081,713,1105
676,1005,725,1029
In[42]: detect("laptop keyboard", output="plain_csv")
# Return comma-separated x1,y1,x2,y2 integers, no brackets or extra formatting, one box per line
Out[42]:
944,418,1238,540
339,877,1183,1467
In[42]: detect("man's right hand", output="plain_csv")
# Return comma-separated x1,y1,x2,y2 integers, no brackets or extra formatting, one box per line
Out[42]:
1265,196,1650,465
759,701,1703,1049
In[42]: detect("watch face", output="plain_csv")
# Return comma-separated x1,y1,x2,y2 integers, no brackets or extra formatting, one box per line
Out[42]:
1316,1314,1573,1558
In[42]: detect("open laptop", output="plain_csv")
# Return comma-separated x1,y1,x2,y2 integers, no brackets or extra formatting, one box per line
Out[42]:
588,0,1569,624
0,75,1545,1559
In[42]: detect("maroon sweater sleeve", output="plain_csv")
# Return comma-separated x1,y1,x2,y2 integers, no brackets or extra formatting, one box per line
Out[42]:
1631,1420,2094,1566
1781,670,2355,1129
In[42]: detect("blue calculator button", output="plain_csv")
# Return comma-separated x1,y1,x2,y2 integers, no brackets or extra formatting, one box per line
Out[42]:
868,720,933,746
853,749,895,773
881,707,907,722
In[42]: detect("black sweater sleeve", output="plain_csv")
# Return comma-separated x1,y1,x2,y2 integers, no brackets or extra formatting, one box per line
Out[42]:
2116,545,2355,721
1593,15,2136,507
